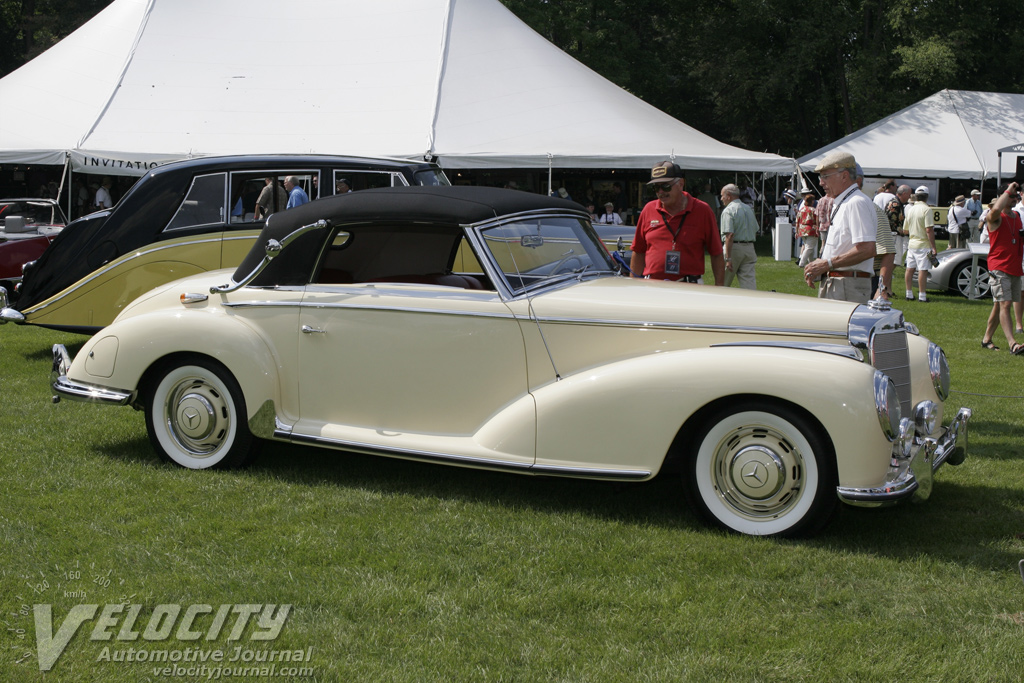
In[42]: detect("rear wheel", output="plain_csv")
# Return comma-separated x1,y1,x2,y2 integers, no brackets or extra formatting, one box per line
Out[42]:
144,357,258,469
951,260,990,298
685,402,837,537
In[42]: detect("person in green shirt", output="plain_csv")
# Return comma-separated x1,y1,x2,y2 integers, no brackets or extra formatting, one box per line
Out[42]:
719,183,758,289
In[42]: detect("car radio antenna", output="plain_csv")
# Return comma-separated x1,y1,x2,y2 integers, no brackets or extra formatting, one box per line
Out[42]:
527,296,561,381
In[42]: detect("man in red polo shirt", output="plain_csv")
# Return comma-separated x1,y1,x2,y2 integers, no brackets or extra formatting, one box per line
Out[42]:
980,181,1024,354
630,161,725,285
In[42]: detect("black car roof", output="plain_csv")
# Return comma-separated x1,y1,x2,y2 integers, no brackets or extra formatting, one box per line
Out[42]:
264,185,584,235
233,186,587,284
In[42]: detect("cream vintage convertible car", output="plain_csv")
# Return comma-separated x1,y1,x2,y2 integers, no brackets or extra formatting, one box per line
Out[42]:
50,186,971,537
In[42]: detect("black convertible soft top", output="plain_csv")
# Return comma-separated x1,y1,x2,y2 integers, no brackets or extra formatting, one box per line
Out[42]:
232,186,586,283
265,185,582,234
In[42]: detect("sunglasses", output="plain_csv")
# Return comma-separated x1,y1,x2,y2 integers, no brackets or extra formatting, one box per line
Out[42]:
653,182,677,193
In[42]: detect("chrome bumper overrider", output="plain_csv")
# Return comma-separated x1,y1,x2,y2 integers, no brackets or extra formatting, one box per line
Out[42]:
837,407,972,506
0,286,25,324
50,344,133,406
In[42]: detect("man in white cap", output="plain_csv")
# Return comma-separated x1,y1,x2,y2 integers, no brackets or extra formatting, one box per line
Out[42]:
965,189,983,242
903,185,937,302
802,151,876,302
597,201,623,225
631,161,724,285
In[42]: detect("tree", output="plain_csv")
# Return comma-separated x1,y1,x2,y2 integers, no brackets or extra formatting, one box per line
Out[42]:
0,0,113,77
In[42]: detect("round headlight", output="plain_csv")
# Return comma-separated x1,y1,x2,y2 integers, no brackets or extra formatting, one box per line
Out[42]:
928,343,950,400
874,371,901,441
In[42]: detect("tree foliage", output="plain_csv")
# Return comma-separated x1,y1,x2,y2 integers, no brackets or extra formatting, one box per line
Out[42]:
0,0,113,76
2,0,1022,159
501,0,1024,157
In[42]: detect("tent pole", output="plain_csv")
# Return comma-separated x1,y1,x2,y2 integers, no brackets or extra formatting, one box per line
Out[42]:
60,154,71,219
547,154,553,196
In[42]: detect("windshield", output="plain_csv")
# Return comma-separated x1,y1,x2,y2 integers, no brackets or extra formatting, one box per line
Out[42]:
479,215,618,295
414,169,450,186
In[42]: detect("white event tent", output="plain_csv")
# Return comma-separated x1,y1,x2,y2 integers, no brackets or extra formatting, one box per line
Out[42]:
0,0,797,177
798,90,1024,181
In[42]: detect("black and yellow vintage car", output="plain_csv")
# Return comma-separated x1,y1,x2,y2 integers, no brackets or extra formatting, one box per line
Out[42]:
0,154,448,333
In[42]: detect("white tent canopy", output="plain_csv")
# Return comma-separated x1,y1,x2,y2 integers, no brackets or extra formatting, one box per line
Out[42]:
798,90,1024,180
0,0,796,177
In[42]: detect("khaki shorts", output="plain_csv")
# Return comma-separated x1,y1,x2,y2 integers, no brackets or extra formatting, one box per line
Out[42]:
989,270,1022,302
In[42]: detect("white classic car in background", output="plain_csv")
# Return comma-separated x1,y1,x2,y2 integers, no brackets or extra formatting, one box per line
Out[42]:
51,186,971,537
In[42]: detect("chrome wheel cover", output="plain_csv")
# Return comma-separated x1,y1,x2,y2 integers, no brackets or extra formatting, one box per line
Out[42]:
707,422,806,522
163,375,231,457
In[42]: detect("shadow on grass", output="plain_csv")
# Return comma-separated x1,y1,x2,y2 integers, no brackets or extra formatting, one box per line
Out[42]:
103,436,1018,572
253,439,698,529
22,338,86,361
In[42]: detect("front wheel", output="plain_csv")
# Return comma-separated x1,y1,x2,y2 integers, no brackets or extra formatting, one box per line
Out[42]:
685,403,837,537
144,357,258,469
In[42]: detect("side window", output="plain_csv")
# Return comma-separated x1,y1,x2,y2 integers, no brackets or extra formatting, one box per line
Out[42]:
228,170,320,223
164,173,227,231
332,171,406,194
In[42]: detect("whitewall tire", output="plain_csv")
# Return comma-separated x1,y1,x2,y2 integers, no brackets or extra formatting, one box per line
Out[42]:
687,403,837,537
144,357,257,469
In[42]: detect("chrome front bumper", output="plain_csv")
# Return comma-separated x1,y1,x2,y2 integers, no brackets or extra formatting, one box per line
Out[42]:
836,406,972,506
50,344,133,406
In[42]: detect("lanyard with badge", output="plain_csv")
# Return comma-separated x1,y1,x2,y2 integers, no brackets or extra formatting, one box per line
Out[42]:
658,207,689,275
824,187,854,248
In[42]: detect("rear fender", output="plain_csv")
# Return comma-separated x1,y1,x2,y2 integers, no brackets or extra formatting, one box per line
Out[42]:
68,311,282,422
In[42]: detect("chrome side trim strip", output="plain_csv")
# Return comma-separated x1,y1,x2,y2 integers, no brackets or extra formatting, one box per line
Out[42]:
24,233,259,314
533,316,849,337
276,430,651,481
219,300,847,336
224,299,517,319
710,340,861,359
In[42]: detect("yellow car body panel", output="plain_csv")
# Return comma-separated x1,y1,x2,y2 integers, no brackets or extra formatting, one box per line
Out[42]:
23,231,259,329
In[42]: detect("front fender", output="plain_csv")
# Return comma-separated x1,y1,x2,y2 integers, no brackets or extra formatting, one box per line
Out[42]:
67,310,282,422
533,345,892,488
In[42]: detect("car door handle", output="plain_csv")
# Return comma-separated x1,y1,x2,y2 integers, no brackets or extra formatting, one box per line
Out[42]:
301,325,326,334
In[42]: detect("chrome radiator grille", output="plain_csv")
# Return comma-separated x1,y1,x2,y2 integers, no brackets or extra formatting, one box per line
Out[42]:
849,305,913,417
870,327,911,416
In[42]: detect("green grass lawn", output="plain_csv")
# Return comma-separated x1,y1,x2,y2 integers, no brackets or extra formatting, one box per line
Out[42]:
2,248,1023,682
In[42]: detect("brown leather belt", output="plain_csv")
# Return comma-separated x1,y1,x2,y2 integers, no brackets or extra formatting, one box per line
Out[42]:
827,270,872,279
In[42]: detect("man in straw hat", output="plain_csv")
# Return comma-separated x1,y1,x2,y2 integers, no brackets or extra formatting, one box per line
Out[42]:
802,151,876,302
631,161,724,285
947,195,971,250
